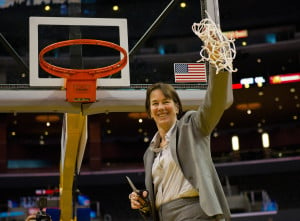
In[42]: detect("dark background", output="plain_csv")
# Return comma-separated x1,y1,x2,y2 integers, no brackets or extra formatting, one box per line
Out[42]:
0,0,300,220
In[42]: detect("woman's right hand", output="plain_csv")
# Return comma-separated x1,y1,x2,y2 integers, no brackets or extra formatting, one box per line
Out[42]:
129,190,150,213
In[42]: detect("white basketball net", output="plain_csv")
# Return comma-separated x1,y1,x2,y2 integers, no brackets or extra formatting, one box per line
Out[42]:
192,11,237,74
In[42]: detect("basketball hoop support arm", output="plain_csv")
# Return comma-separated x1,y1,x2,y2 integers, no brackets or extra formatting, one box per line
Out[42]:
0,33,29,75
129,0,220,57
129,0,179,57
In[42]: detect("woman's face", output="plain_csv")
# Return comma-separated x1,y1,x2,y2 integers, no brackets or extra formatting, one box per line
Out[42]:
149,89,178,131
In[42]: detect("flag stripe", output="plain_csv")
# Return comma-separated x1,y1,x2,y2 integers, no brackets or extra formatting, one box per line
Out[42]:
174,63,207,83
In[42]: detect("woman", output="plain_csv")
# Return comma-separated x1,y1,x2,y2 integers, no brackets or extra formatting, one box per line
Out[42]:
129,22,234,219
129,60,233,220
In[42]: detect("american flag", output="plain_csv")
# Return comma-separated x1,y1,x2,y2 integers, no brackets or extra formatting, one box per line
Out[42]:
174,63,207,83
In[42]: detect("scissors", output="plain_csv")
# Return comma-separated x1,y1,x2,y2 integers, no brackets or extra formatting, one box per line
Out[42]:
126,176,150,214
126,176,148,197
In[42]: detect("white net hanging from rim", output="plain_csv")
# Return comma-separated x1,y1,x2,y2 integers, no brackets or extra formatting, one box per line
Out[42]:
192,11,238,74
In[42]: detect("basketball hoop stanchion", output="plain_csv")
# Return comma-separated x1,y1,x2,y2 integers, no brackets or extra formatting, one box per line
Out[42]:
39,39,128,102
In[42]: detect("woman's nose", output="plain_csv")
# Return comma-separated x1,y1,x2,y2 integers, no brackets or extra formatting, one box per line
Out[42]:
157,102,164,109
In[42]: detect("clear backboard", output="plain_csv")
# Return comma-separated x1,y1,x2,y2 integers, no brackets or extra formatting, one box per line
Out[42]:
29,16,130,87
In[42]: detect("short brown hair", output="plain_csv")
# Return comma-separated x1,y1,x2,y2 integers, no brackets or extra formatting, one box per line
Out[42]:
145,82,183,118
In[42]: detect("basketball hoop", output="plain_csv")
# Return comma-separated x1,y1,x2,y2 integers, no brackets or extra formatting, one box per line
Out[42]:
39,39,128,102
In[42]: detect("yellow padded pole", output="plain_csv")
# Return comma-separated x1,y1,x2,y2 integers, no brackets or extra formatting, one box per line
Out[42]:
59,113,87,221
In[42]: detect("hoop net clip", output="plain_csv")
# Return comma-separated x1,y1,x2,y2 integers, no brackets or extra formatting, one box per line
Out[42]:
39,39,128,102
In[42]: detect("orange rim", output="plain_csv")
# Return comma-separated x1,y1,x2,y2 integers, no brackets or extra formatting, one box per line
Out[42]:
39,39,128,79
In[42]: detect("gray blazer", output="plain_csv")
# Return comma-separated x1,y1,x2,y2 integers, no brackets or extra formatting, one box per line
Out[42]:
143,67,233,221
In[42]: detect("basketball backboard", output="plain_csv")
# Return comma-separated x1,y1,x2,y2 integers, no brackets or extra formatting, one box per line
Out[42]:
29,16,130,87
0,0,220,113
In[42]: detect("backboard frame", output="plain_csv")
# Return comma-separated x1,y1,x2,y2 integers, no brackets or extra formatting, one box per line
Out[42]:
29,16,130,87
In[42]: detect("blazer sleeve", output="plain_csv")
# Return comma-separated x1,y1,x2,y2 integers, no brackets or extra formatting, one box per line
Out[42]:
197,65,233,136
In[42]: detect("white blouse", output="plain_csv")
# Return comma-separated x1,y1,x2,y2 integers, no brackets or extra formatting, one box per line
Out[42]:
151,125,199,208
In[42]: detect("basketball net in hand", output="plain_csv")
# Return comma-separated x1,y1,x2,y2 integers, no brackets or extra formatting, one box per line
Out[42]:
192,11,237,74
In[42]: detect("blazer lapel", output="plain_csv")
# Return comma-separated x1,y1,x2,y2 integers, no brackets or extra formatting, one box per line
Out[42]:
144,148,155,203
170,123,181,168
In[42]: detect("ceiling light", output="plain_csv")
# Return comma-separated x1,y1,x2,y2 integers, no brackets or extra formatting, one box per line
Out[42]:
231,135,239,151
180,2,187,8
112,5,119,11
44,5,51,11
213,131,219,138
144,136,149,143
262,132,270,148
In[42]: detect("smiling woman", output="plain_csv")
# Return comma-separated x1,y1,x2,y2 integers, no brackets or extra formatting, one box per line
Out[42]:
129,66,234,221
